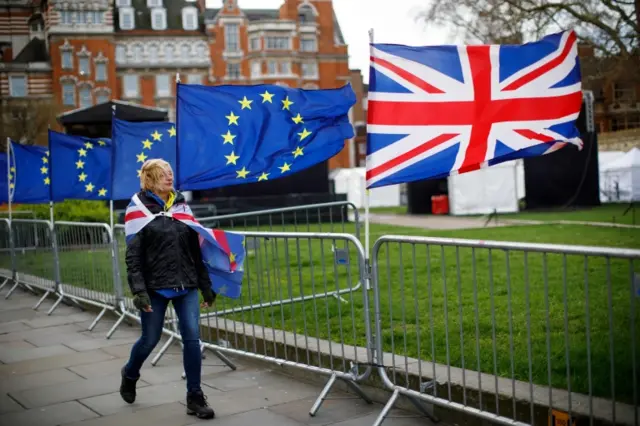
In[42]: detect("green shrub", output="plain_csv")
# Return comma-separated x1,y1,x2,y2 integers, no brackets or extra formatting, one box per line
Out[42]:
8,200,110,224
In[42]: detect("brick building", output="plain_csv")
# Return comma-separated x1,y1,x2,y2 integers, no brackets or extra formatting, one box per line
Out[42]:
0,0,359,169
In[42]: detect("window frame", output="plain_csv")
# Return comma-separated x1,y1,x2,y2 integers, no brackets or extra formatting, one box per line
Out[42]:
155,74,171,97
119,7,135,30
122,74,139,98
9,75,27,97
151,8,167,31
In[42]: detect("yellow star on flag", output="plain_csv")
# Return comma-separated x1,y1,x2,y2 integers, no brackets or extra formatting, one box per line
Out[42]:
98,188,107,197
76,160,85,169
10,167,15,173
78,172,87,182
84,141,94,149
260,91,274,103
44,177,50,185
258,172,269,181
229,252,236,263
42,156,48,164
221,131,236,145
292,113,304,124
151,130,162,141
40,166,48,174
236,167,250,179
9,183,14,189
279,162,291,173
225,151,240,165
98,140,106,146
225,111,239,125
168,126,176,137
78,148,87,157
281,96,294,110
85,183,94,192
142,139,153,150
136,152,148,163
292,147,304,158
137,169,142,177
238,96,253,110
297,128,312,141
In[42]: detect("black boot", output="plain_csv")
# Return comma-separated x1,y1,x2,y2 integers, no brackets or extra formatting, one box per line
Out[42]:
186,389,215,419
119,366,138,404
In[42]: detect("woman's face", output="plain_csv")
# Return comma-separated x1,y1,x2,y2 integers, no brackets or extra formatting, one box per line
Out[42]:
155,167,174,194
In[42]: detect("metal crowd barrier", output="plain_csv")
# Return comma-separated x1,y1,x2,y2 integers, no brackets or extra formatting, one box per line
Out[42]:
371,235,640,426
0,218,14,292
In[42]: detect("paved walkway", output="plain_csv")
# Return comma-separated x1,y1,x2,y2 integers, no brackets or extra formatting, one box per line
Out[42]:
0,288,437,426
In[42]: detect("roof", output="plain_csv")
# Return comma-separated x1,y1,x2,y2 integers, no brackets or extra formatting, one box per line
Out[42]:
115,0,205,32
14,37,49,63
602,148,640,171
57,100,168,125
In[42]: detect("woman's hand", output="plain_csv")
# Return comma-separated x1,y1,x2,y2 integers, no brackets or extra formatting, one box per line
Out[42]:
133,292,153,312
201,287,216,308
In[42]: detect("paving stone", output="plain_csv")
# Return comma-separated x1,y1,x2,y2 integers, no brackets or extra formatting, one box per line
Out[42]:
68,358,129,379
0,339,36,350
269,394,377,425
63,401,202,426
0,323,84,345
80,380,218,416
0,343,76,364
0,392,24,415
327,409,437,426
0,368,84,394
0,320,32,335
0,349,116,377
9,374,148,409
0,400,99,426
188,407,306,426
0,308,35,323
22,312,95,329
63,334,138,352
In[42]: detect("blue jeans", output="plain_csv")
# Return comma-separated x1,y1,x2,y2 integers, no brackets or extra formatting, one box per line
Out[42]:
124,289,202,392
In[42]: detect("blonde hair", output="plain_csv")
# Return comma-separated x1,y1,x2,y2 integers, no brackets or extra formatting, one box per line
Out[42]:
139,159,173,192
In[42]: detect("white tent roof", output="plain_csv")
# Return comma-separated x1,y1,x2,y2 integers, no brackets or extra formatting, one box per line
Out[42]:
602,148,640,171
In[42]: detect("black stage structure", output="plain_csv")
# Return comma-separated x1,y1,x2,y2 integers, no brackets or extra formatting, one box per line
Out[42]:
57,101,345,222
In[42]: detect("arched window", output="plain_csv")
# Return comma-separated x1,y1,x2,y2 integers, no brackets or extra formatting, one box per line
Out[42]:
298,4,315,23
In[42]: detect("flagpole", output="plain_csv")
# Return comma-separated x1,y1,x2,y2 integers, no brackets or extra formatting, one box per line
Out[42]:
110,104,116,233
364,28,374,291
175,73,180,191
47,128,54,227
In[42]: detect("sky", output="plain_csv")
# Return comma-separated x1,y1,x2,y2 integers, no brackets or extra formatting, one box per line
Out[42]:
205,0,455,83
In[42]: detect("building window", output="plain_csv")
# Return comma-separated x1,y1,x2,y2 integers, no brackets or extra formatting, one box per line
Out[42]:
151,8,167,30
147,0,162,7
362,96,368,110
267,60,277,75
95,90,110,104
303,83,319,90
116,0,131,6
182,7,198,30
9,76,27,97
226,63,241,79
302,62,318,79
164,44,174,61
116,45,126,63
224,24,239,52
61,50,73,69
156,74,170,97
95,62,107,81
90,11,103,24
79,85,92,108
300,37,317,52
62,82,75,105
249,36,260,51
119,8,134,30
132,44,143,61
280,61,291,75
123,74,139,98
78,56,90,76
180,44,190,61
251,61,261,78
266,36,289,50
196,43,207,58
299,4,315,22
60,11,72,24
187,74,201,84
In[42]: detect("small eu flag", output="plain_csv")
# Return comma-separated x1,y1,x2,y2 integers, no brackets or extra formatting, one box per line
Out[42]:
176,83,356,191
9,140,50,204
0,153,7,203
48,130,111,201
111,117,177,200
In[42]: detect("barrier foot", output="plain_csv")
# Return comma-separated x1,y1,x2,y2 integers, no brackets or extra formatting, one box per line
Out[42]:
33,290,51,310
0,277,8,292
210,348,236,370
106,311,127,339
341,377,373,405
87,306,108,332
151,335,175,366
309,373,337,417
372,388,400,426
407,394,439,423
47,294,64,315
5,280,20,299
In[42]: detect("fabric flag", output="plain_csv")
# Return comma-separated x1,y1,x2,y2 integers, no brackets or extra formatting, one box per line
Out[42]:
176,82,356,190
0,153,7,204
365,30,584,189
9,141,50,204
111,117,177,200
124,193,245,298
48,130,112,201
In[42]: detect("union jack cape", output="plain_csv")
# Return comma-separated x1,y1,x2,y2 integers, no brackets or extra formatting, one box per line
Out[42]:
124,193,245,298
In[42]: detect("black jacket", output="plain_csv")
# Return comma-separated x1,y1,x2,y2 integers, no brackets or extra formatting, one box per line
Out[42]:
125,190,212,295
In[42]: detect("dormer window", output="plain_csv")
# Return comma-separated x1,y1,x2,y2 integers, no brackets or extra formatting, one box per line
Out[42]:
151,8,167,30
298,4,315,23
116,0,131,7
147,0,162,7
182,6,198,31
119,7,134,30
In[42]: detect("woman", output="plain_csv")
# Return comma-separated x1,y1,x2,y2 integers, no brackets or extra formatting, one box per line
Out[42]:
119,159,216,420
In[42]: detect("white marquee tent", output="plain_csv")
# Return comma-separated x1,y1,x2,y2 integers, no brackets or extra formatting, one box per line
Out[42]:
330,167,401,209
600,148,640,202
598,150,626,203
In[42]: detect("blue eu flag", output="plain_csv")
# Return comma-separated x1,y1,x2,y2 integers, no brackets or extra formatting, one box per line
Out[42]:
176,83,356,190
111,117,177,200
0,153,7,203
9,141,50,204
48,130,111,202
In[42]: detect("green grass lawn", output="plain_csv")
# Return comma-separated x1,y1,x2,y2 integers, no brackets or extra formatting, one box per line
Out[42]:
1,221,638,405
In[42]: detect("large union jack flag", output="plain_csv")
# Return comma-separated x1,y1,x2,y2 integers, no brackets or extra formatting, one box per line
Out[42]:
365,30,584,189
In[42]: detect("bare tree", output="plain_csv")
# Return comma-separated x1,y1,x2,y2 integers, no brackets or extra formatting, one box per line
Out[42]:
419,0,639,82
0,98,61,151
